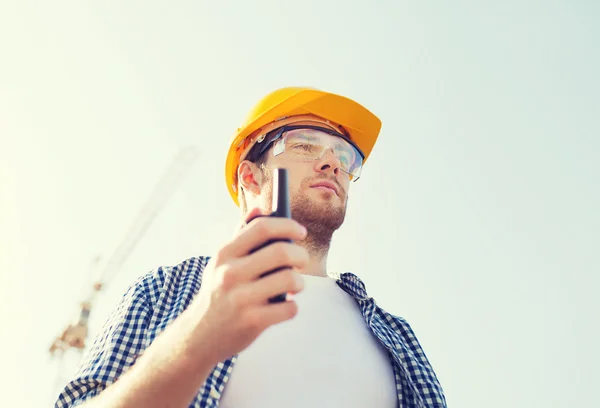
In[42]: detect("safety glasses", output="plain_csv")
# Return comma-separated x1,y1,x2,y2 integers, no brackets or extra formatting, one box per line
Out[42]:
245,125,365,181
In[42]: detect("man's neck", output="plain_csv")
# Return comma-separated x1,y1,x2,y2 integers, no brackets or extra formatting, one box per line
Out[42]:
296,236,330,277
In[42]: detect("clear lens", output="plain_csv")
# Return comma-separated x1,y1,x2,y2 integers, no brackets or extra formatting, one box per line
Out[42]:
274,128,363,179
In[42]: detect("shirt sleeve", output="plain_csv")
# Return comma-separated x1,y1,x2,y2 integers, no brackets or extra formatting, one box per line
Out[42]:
54,278,152,408
385,311,447,408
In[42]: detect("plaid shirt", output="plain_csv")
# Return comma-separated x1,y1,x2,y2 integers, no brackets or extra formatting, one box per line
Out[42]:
55,256,447,408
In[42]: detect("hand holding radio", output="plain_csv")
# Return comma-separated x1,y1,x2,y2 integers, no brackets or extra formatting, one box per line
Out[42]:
77,172,308,408
178,168,307,366
246,168,295,303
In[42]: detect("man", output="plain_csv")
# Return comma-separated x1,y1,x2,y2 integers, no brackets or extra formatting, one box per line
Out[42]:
55,87,447,408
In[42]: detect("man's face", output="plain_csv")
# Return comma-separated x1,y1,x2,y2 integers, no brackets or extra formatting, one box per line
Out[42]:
258,121,353,240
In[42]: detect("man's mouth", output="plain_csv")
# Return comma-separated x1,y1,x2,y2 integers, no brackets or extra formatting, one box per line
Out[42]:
309,180,339,196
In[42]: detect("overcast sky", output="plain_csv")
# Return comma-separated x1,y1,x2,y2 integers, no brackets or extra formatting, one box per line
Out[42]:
1,1,598,407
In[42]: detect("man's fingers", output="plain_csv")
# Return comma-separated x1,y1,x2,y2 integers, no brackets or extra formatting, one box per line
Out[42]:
261,300,300,327
234,241,309,281
233,207,264,234
247,299,300,331
243,207,264,225
227,216,307,259
237,269,304,305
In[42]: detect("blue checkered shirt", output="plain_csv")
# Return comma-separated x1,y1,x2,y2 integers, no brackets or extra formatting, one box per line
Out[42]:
55,256,447,408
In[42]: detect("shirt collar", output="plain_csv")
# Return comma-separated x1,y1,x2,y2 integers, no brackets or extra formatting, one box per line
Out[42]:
334,272,370,300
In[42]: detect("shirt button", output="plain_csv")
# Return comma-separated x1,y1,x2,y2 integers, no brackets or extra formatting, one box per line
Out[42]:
209,386,220,399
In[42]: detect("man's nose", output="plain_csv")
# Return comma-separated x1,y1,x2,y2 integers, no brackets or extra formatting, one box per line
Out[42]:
314,148,341,176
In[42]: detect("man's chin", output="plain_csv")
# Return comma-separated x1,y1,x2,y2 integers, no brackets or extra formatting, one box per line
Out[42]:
292,194,346,233
310,195,345,214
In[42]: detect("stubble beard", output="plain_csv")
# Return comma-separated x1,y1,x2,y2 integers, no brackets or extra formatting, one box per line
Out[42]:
262,173,347,257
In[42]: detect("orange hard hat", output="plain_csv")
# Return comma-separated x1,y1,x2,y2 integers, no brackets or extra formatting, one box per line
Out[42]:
225,86,382,206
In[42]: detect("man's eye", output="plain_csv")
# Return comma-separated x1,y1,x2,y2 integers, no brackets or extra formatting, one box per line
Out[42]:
292,143,312,151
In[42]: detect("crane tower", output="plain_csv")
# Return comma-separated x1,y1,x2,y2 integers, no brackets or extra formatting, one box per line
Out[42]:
48,146,200,395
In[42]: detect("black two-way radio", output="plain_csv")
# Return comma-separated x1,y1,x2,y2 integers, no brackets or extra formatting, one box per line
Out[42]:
248,168,291,303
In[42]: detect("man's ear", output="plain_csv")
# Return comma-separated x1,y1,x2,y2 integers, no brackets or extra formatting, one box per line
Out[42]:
238,160,262,196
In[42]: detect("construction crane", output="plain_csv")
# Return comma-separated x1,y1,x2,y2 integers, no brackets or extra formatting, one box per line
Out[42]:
48,146,200,379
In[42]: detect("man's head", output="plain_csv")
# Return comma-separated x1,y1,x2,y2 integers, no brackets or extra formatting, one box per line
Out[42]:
224,86,382,251
237,115,359,250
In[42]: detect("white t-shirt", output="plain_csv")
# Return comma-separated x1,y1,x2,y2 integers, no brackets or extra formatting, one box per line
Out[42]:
219,274,397,407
